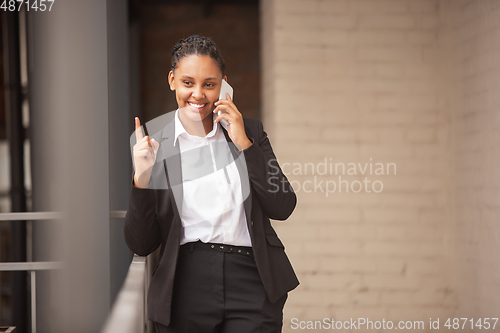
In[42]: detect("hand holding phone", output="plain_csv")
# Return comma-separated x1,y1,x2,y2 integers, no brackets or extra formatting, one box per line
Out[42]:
218,80,233,128
214,80,252,150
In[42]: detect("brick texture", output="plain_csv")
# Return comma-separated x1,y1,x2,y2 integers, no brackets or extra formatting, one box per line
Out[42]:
439,0,500,321
259,0,500,331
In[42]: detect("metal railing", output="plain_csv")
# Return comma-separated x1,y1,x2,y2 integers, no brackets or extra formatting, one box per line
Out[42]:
0,261,63,333
0,210,141,333
0,212,64,221
101,254,151,333
0,212,65,333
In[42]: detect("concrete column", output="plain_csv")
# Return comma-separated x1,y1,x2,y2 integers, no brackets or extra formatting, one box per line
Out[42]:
29,0,111,331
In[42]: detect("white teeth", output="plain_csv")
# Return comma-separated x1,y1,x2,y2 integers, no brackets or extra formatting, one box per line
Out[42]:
188,102,206,108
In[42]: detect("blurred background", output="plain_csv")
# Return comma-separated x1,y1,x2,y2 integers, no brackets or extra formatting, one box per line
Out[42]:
0,0,499,332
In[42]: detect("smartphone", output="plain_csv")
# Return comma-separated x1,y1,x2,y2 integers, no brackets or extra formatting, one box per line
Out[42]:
218,80,233,128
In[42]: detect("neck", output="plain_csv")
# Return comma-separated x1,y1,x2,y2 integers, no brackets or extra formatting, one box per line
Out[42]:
179,113,214,137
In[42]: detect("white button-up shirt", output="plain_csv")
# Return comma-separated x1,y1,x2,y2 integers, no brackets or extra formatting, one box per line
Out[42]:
174,110,251,247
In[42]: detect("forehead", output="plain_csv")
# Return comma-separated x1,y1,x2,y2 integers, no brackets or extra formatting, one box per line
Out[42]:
175,54,222,79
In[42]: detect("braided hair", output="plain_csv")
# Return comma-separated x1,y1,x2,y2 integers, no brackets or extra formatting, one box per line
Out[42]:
171,35,226,76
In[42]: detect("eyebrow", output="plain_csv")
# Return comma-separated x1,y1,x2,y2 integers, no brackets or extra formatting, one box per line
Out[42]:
180,75,218,81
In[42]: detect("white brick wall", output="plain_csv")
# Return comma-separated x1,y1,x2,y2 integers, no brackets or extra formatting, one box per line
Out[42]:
261,0,459,331
262,0,500,330
439,0,500,321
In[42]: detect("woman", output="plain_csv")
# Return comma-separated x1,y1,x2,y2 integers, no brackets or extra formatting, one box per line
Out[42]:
125,35,298,333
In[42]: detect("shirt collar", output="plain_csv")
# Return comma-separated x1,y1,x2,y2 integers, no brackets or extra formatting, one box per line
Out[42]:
174,109,219,146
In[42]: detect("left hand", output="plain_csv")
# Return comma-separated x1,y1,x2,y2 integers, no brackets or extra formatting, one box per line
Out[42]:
213,93,252,150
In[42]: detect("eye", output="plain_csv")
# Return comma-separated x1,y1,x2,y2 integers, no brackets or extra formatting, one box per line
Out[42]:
204,82,215,88
183,81,193,86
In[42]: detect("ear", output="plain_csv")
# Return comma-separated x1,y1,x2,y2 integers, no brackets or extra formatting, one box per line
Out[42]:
168,71,175,91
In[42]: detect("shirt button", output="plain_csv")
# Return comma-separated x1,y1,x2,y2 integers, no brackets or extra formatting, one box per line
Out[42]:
251,221,254,226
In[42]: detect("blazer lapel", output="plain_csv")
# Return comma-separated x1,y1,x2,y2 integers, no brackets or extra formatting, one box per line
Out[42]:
159,120,184,218
221,125,253,229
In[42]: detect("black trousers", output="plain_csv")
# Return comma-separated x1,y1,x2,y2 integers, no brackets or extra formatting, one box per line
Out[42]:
154,242,287,333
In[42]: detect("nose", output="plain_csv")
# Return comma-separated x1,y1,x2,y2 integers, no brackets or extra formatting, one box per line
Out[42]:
191,85,204,100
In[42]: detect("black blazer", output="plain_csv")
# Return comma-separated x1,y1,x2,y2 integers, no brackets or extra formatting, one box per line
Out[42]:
124,116,299,327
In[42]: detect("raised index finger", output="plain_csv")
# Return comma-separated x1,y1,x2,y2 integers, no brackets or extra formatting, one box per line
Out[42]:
135,117,144,142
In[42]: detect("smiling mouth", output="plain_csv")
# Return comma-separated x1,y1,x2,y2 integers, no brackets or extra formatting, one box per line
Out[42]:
187,101,208,110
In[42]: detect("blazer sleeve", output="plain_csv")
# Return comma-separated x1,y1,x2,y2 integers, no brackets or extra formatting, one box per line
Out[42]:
243,119,297,220
124,177,162,256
